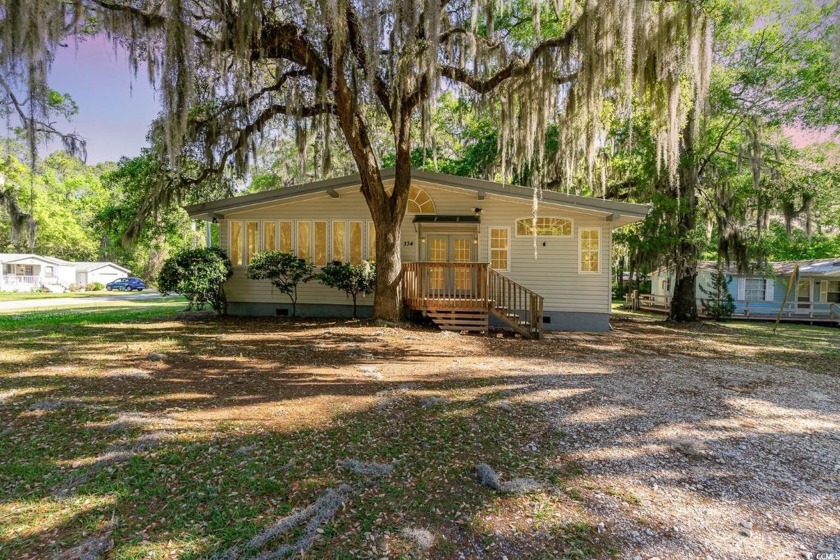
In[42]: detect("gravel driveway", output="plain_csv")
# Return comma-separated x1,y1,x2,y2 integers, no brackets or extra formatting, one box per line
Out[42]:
529,338,840,559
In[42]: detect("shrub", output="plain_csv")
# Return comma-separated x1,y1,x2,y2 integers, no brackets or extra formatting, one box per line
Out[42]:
33,285,51,293
700,266,736,320
246,251,314,317
85,282,105,291
158,247,233,314
317,261,376,318
67,283,81,292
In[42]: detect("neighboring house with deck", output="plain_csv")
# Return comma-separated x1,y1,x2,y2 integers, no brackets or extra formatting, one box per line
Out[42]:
185,170,649,336
0,254,133,292
0,253,76,292
646,260,840,323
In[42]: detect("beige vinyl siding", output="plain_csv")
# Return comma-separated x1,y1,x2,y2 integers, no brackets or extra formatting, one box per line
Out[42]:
218,180,615,313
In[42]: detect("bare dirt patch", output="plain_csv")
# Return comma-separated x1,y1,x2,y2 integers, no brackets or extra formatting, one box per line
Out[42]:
1,309,838,559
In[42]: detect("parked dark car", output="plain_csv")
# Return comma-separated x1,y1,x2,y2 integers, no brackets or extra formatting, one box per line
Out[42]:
106,277,146,292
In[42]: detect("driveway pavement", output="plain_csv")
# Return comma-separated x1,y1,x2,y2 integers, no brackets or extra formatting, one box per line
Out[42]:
0,291,166,311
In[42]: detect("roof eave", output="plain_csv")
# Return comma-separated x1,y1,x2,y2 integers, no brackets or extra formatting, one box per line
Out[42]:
185,169,651,220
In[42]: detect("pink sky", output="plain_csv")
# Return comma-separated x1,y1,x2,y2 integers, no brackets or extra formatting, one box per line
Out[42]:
46,38,838,165
48,37,159,164
784,126,839,149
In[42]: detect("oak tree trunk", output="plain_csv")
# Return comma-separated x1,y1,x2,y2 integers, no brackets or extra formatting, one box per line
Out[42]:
669,115,700,322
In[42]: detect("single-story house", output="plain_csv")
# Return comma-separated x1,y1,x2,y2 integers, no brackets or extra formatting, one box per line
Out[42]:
0,253,75,292
74,262,131,286
186,169,649,335
649,260,840,321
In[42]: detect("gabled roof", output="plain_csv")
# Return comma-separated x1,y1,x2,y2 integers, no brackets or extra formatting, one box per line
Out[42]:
185,169,650,226
73,261,131,274
0,253,71,266
673,259,840,277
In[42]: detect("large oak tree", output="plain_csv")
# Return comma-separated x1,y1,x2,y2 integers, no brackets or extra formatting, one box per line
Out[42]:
1,0,711,319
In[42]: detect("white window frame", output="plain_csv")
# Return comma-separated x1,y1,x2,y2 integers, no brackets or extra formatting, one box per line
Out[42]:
515,217,574,238
578,227,601,274
743,277,766,301
278,220,294,253
331,220,347,262
244,220,260,265
261,220,278,252
366,220,376,261
825,280,840,303
295,220,329,266
488,227,511,271
347,220,365,264
228,220,244,266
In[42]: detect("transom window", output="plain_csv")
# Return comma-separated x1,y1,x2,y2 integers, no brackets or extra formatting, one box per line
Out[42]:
386,185,436,214
516,217,573,237
744,278,766,301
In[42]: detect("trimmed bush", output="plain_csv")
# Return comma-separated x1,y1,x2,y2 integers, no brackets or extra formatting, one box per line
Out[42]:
317,261,376,318
246,251,314,317
85,282,105,291
158,247,233,314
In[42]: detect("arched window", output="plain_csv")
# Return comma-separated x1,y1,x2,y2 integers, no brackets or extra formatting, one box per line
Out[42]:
384,185,436,213
407,186,436,213
516,217,573,237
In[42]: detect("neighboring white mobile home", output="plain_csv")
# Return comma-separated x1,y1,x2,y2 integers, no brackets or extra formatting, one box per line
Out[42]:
186,170,649,334
0,253,75,292
74,262,131,286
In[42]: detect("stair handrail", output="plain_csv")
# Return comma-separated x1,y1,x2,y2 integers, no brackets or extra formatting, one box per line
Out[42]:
487,267,544,338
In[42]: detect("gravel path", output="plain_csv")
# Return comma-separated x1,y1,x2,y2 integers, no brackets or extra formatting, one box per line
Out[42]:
530,353,840,559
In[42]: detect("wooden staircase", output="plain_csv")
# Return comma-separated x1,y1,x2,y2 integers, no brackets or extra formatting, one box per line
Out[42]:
401,262,544,339
487,268,544,339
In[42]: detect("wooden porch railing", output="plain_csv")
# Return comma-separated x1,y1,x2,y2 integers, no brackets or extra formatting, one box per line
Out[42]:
487,268,544,338
626,292,840,322
401,262,488,309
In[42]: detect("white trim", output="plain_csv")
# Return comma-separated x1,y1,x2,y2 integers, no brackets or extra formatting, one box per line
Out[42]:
261,219,278,252
578,227,601,274
330,219,347,262
228,220,244,266
764,278,775,302
514,216,574,238
244,220,260,266
366,220,376,261
742,277,767,301
488,227,510,271
278,220,294,253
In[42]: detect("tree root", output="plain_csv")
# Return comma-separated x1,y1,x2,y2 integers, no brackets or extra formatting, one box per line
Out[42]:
211,484,354,560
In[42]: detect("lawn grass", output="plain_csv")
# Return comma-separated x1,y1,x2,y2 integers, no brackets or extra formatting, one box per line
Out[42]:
0,305,608,559
2,302,837,559
0,291,132,302
610,303,840,374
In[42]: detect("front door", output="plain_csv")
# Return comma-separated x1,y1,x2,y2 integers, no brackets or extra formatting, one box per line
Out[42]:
426,233,476,295
796,279,811,310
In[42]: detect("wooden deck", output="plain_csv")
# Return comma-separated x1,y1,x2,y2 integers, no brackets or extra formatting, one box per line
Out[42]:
401,262,544,338
626,293,840,324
